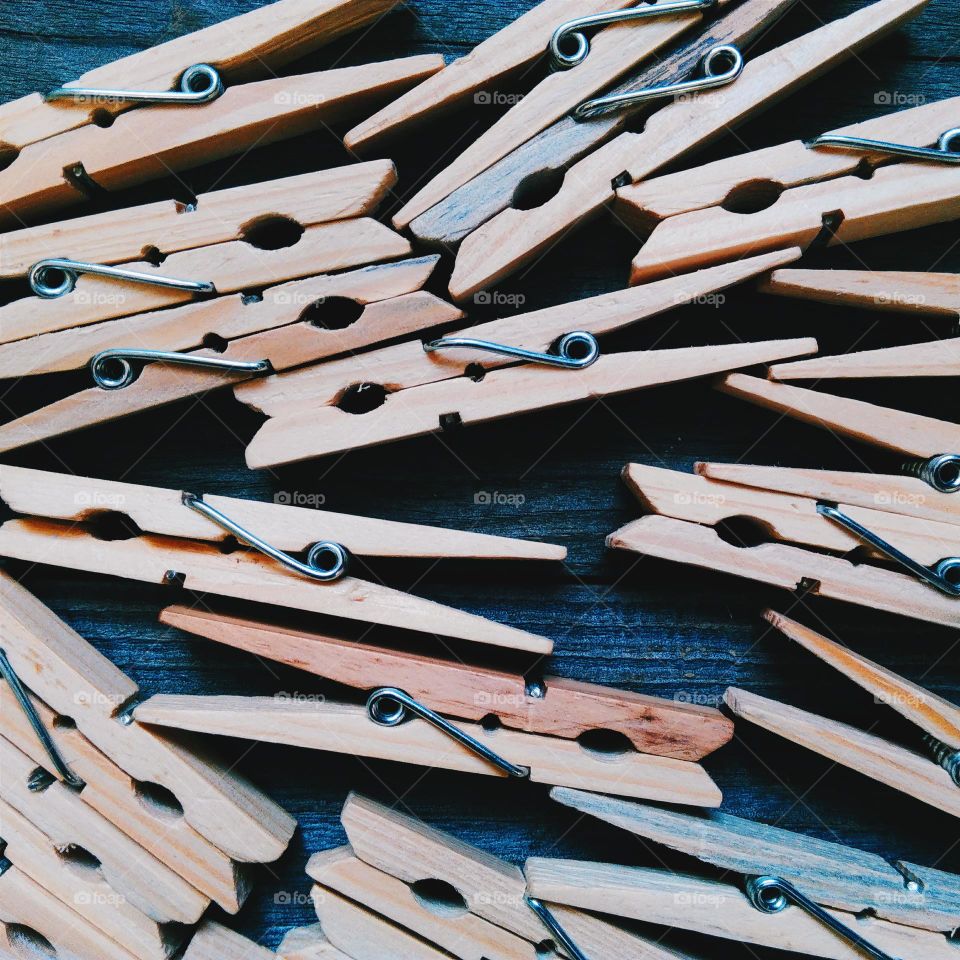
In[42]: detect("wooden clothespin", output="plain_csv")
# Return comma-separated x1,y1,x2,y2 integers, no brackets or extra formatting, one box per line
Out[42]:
0,161,397,284
0,569,297,868
0,0,400,152
757,269,960,380
303,793,687,959
0,862,144,960
697,461,960,526
727,610,960,819
716,373,960,465
0,796,180,960
443,0,927,301
622,95,960,283
135,689,722,802
0,256,460,453
347,0,648,152
183,921,277,960
405,0,800,248
390,0,729,228
523,787,960,959
0,218,411,345
232,252,814,468
609,463,960,626
0,53,441,225
159,605,734,761
552,786,960,932
0,466,559,651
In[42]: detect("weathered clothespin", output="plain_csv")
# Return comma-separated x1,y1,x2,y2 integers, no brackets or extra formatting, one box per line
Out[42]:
0,466,560,651
443,0,928,301
608,462,960,626
524,785,960,959
232,251,814,468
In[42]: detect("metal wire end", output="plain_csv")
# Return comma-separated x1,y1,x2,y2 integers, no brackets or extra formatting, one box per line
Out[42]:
807,126,960,165
182,493,349,582
366,687,530,778
573,42,743,119
525,896,591,960
746,876,896,960
46,63,223,105
902,454,960,493
424,331,600,369
90,349,271,390
0,649,85,790
549,0,716,69
29,258,215,299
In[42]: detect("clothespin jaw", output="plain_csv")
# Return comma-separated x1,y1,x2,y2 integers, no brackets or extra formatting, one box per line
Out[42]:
183,920,277,959
444,0,930,302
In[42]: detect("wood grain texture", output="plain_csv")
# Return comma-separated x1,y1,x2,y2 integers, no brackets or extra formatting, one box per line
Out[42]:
1,0,958,955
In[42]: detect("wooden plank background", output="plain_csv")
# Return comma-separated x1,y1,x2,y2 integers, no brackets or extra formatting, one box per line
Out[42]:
1,0,958,954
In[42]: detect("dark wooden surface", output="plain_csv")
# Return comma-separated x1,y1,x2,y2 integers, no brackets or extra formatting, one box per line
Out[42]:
1,1,959,954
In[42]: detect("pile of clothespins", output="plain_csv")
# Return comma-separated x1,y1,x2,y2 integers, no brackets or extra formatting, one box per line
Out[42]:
0,0,958,956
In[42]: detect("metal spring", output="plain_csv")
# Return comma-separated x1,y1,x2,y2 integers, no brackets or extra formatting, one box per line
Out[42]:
902,454,960,493
29,258,215,299
90,349,272,390
924,734,960,786
526,897,590,960
47,63,223,105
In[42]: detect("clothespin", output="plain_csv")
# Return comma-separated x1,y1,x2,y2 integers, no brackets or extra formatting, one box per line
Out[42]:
0,0,400,151
303,793,690,959
524,786,960,960
0,862,142,960
727,610,960,819
442,0,928,302
0,569,297,867
159,605,734,761
0,256,460,453
758,269,960,380
0,216,411,345
0,31,441,226
0,465,560,651
231,251,814,468
183,920,277,960
716,373,960,469
608,463,960,626
405,0,800,248
621,95,960,284
390,0,728,228
0,795,181,960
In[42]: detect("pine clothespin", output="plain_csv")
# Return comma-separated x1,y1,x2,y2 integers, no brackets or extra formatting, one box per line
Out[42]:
609,462,960,626
232,251,813,468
